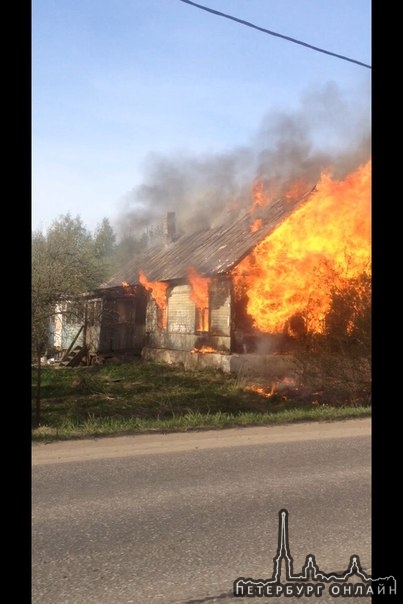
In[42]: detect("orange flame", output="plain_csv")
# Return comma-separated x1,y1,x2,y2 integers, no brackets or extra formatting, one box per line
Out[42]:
191,346,217,354
233,161,371,334
284,178,312,203
250,177,309,211
246,377,297,398
121,281,136,295
187,266,211,331
246,384,275,398
251,180,267,210
139,270,168,328
250,218,263,233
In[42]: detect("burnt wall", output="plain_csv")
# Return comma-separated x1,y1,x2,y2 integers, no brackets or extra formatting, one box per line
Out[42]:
145,280,231,352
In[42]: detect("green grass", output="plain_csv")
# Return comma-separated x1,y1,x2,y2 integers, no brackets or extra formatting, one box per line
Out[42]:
32,357,371,443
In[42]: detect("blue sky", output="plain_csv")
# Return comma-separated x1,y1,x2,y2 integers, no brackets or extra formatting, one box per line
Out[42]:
32,0,371,237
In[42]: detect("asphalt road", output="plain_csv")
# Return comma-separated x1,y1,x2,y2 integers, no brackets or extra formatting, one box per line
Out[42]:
32,419,372,603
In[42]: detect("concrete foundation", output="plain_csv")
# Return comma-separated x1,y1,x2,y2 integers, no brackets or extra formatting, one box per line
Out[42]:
141,347,299,379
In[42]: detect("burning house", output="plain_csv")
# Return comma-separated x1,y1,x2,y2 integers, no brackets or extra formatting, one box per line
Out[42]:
68,160,368,373
50,160,370,374
99,189,314,373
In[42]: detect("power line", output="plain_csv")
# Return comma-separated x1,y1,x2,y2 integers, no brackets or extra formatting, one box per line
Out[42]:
179,0,371,70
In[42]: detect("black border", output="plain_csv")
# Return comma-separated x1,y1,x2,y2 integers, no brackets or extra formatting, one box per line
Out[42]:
371,2,398,598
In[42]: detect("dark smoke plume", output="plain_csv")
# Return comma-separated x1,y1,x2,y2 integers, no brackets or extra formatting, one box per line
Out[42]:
115,82,370,242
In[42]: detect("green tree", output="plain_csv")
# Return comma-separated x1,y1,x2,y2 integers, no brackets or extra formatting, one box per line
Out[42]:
93,217,118,280
32,214,105,425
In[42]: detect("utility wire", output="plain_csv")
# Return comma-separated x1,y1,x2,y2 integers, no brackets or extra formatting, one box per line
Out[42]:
179,0,371,69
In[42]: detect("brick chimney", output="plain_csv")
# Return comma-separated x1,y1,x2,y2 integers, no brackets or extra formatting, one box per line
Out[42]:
163,212,176,248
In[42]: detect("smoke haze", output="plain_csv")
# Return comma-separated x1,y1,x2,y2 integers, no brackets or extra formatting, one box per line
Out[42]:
115,82,371,240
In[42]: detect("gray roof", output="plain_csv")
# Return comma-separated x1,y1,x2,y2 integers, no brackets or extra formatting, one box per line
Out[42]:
101,187,315,289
